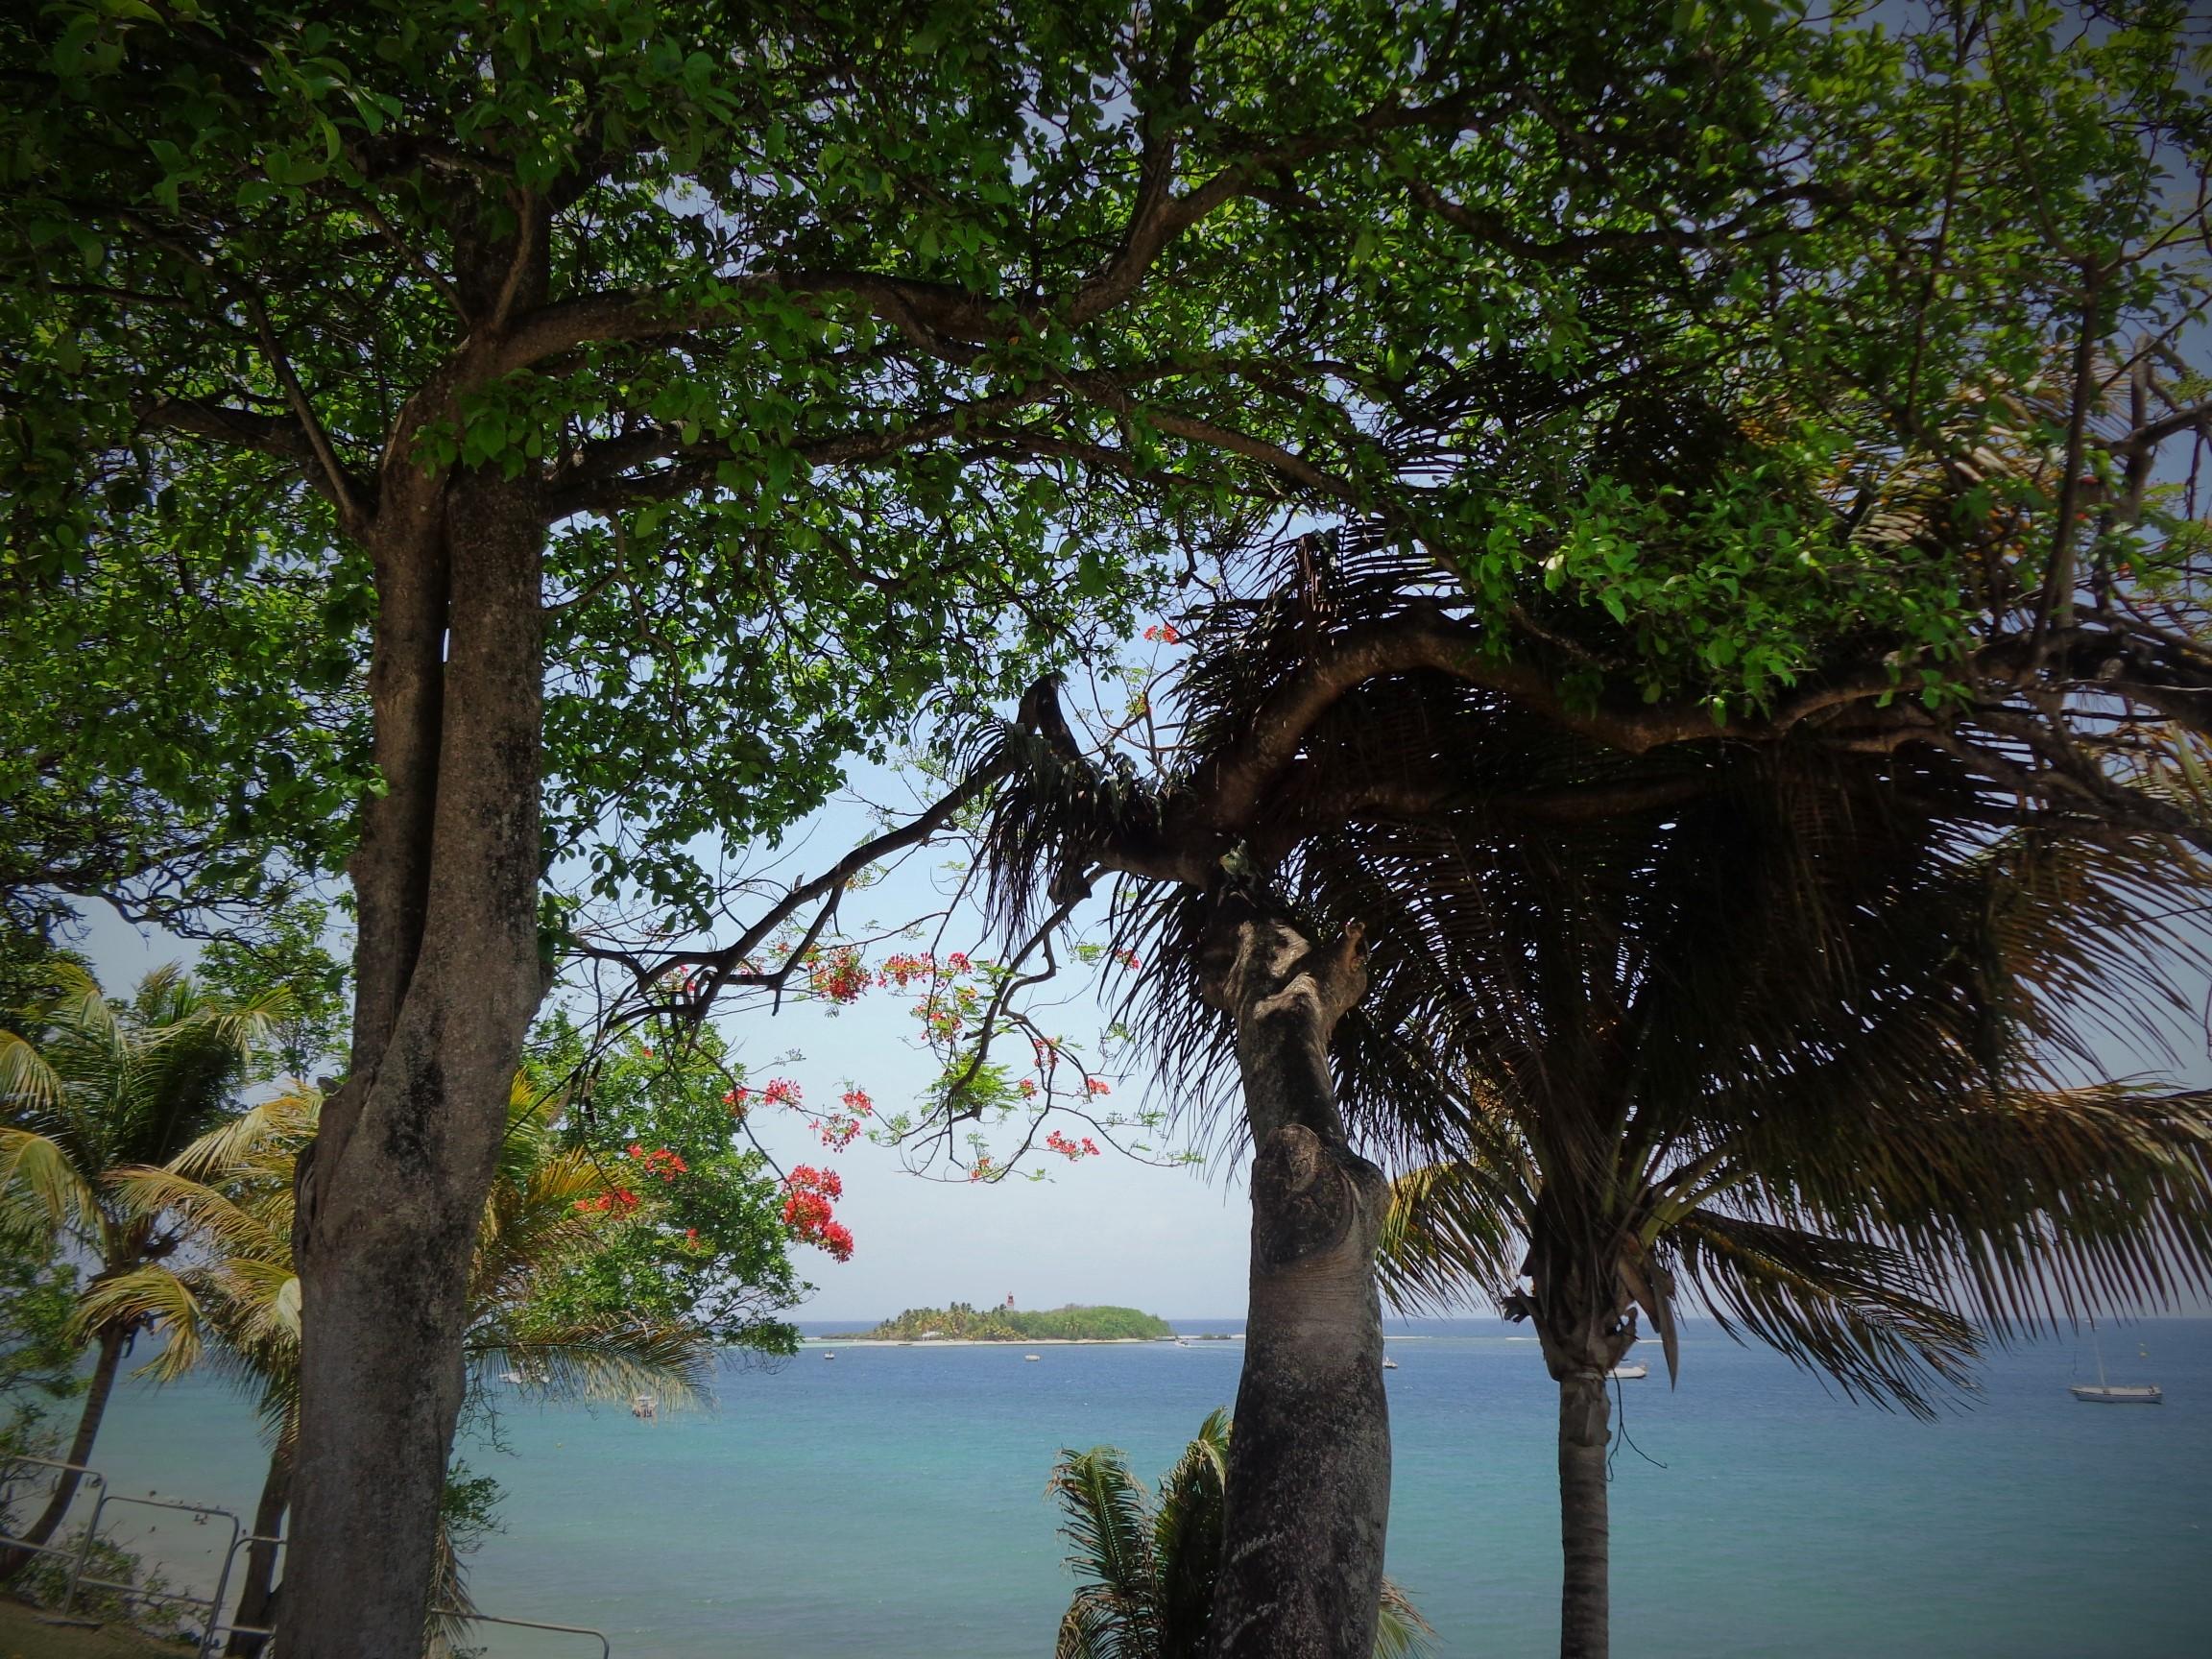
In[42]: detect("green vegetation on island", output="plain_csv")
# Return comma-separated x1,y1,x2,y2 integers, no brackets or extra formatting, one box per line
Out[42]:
858,1303,1173,1343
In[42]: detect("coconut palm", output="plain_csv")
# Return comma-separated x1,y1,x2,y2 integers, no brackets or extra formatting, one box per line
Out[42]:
0,964,280,1575
967,503,2212,1656
1351,770,2212,1659
95,1074,714,1654
1049,1409,1434,1659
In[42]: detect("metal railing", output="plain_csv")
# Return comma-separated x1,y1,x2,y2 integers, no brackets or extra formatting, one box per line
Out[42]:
4,1455,613,1656
0,1453,109,1612
432,1609,615,1657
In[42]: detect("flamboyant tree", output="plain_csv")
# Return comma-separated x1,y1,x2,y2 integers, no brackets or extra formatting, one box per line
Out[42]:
6,3,2209,1654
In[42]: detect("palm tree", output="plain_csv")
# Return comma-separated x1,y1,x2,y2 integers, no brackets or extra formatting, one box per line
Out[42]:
94,1074,714,1655
968,518,2212,1656
1049,1409,1434,1659
0,964,279,1575
1350,771,2212,1659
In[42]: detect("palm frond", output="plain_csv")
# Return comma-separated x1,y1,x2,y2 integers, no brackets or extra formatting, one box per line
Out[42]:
0,1125,99,1240
168,1086,319,1183
1151,1408,1230,1659
1378,1158,1527,1316
1772,1083,2212,1334
0,1028,66,1117
471,1318,713,1407
1669,1210,1979,1416
1374,1577,1440,1659
74,1264,208,1381
108,1165,281,1262
1056,1588,1138,1659
1046,1444,1160,1655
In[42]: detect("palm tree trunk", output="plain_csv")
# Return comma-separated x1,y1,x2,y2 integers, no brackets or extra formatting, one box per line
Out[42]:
1556,1367,1611,1659
0,1322,127,1580
224,1437,292,1657
1201,897,1390,1659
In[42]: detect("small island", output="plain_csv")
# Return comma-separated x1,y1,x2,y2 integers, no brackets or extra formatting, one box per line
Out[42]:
853,1301,1175,1343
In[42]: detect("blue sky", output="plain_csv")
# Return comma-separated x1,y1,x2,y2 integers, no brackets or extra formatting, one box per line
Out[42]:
73,746,2212,1328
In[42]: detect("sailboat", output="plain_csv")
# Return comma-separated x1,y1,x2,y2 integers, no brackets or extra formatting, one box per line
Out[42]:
2069,1332,2162,1405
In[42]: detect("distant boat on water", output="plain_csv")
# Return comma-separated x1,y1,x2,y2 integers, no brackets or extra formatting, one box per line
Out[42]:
1023,1353,1041,1361
1382,1358,1399,1370
1609,1363,1649,1381
2071,1334,2161,1405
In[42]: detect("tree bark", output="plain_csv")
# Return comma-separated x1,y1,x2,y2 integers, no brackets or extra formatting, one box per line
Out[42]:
277,474,548,1658
1200,895,1390,1659
1555,1368,1612,1659
0,1322,126,1578
224,1435,292,1657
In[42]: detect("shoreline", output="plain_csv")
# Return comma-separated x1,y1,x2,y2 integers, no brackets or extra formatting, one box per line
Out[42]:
801,1334,1240,1347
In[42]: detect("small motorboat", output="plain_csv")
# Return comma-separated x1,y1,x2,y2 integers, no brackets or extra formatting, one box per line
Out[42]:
1608,1363,1649,1381
1382,1358,1399,1370
1023,1353,1042,1361
823,1351,835,1360
630,1394,657,1420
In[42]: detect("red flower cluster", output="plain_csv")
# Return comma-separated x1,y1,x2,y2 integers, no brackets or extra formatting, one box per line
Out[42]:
1044,1129,1101,1161
1142,622,1182,644
879,950,985,989
1085,1076,1112,1097
781,1166,854,1261
968,1154,997,1184
1114,948,1142,971
1017,1078,1037,1097
786,1164,843,1199
626,1143,687,1183
728,1077,798,1117
807,948,869,1004
809,1087,873,1150
575,1188,640,1214
879,951,933,988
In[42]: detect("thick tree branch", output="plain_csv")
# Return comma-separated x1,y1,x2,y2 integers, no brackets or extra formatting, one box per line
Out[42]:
246,294,370,534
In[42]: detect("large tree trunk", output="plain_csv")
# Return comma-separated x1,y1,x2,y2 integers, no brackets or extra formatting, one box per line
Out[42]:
224,1435,292,1658
276,471,549,1658
1200,895,1390,1659
1555,1367,1612,1659
0,1322,126,1578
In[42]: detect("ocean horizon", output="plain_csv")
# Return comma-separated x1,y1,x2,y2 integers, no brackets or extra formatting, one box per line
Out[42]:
53,1314,2210,1656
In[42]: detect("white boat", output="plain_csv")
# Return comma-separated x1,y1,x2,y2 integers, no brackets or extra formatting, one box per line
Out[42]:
2071,1334,2160,1405
1382,1358,1399,1370
630,1394,657,1419
1608,1363,1649,1381
823,1352,835,1360
1023,1353,1042,1362
2071,1382,2161,1404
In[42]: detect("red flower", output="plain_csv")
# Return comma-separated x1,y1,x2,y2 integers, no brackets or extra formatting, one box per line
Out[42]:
1085,1076,1111,1096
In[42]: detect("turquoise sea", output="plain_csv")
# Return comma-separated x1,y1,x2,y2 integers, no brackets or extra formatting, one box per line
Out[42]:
65,1317,2211,1657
